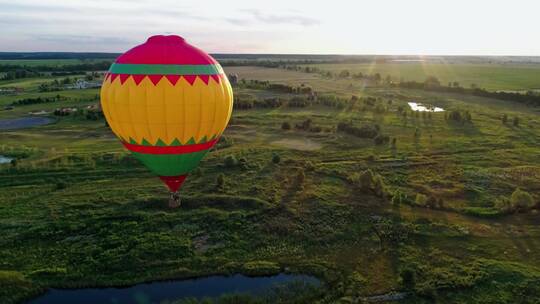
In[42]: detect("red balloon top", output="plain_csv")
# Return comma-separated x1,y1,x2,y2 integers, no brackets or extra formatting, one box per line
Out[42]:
116,35,217,65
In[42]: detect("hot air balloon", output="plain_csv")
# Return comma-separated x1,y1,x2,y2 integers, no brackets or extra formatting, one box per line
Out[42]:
100,35,233,207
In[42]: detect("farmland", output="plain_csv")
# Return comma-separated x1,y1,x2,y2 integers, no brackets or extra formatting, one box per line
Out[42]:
1,56,540,303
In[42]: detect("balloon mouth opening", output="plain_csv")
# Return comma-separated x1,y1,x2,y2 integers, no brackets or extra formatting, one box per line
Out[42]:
147,35,185,44
159,175,187,192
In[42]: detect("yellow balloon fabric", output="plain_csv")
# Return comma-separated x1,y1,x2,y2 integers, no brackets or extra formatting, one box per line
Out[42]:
101,74,233,146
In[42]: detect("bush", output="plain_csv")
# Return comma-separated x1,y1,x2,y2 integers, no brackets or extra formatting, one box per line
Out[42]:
510,188,534,210
415,193,428,206
272,153,281,164
391,137,397,149
297,169,305,185
513,116,520,127
242,261,280,276
216,174,225,189
337,122,379,139
224,155,238,167
392,190,406,205
281,121,291,130
55,181,66,190
400,268,416,290
349,169,388,199
374,134,390,145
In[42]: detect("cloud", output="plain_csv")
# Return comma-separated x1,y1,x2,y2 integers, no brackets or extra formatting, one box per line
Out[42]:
249,10,320,26
33,34,135,45
225,9,320,27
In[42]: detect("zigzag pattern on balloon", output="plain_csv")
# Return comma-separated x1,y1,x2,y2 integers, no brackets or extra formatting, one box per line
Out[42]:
126,135,218,147
105,73,224,86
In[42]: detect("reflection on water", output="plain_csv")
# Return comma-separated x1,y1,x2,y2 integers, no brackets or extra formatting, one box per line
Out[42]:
0,155,13,164
29,274,320,304
408,102,444,112
0,117,53,130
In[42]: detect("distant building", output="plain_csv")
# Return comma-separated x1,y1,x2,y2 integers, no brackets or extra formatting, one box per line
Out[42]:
54,107,78,116
68,79,102,89
0,87,24,95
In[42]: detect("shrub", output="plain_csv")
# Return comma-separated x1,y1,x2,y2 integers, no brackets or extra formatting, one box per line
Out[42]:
216,174,225,189
337,122,379,139
510,188,534,210
55,181,66,190
415,193,428,206
374,134,390,145
295,119,312,130
494,197,513,213
400,268,416,290
297,169,305,185
272,153,281,164
224,155,237,167
238,157,248,169
349,169,388,199
242,261,280,276
281,121,291,130
513,116,520,127
392,190,405,205
372,174,388,198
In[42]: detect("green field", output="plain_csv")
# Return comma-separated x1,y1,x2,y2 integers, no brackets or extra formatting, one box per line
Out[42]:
0,59,114,67
1,59,540,303
299,62,540,92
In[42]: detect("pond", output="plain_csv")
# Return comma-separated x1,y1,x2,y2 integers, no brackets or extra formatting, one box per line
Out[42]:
408,102,444,112
29,274,320,304
0,155,13,164
0,117,54,130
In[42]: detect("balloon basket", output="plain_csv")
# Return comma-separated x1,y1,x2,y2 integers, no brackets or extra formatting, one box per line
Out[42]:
168,192,181,208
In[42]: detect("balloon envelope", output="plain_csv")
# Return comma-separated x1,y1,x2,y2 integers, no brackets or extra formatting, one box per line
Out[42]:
100,35,233,192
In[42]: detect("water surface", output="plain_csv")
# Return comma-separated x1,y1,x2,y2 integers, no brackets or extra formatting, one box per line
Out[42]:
0,155,13,164
29,274,319,304
0,117,53,130
408,102,444,112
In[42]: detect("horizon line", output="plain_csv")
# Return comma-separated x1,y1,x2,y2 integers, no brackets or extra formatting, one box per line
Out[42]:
1,51,540,58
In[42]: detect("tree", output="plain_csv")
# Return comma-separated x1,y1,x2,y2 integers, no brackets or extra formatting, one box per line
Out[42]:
338,70,350,78
502,113,508,124
272,153,281,164
424,76,441,88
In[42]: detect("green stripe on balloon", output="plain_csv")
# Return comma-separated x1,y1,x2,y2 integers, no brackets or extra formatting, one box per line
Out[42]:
131,150,209,176
109,63,224,75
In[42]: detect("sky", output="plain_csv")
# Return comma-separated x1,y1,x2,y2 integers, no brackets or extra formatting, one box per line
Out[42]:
0,0,539,55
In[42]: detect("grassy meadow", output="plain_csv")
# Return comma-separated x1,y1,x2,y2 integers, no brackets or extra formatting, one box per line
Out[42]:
1,57,540,303
297,62,540,92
